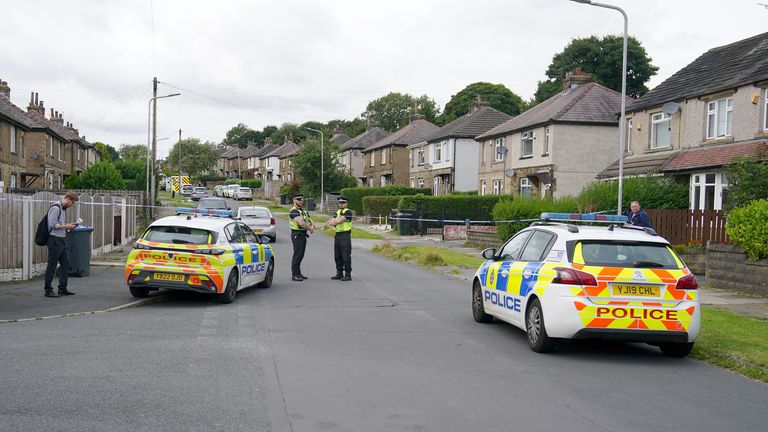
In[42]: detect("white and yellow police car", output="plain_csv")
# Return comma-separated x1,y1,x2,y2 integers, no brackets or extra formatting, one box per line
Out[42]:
472,213,700,357
125,208,274,304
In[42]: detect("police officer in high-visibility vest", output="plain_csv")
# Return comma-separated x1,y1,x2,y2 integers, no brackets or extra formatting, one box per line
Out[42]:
328,196,353,281
289,194,315,281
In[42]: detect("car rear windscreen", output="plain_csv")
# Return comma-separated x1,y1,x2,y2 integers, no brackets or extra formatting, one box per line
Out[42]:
569,241,682,269
198,199,227,209
144,226,213,245
240,209,270,218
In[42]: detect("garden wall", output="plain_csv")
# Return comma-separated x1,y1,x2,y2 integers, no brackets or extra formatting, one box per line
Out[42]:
706,243,768,296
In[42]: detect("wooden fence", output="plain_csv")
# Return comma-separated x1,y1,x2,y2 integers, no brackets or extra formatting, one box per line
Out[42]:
0,190,142,281
646,209,729,245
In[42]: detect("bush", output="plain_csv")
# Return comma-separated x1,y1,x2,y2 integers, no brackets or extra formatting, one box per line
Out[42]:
77,161,126,190
726,199,768,260
362,196,403,217
280,180,301,197
492,197,579,240
397,194,509,221
240,179,263,189
340,186,431,214
724,153,768,211
577,176,689,213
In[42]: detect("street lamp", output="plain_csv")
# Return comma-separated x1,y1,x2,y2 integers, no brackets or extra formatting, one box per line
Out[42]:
146,92,180,214
306,127,324,211
570,0,628,215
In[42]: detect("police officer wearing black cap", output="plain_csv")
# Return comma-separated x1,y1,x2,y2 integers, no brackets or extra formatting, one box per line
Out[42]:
328,196,353,281
289,194,315,281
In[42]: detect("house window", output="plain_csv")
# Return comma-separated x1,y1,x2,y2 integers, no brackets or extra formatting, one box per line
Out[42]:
410,177,415,188
481,181,487,196
10,126,16,153
625,119,632,154
368,177,374,187
370,151,375,167
77,148,81,161
651,113,671,149
521,131,534,157
409,150,414,167
764,89,768,131
418,178,424,188
381,147,387,164
706,97,733,139
48,137,54,156
520,177,533,198
381,175,387,186
494,137,505,161
417,147,425,165
543,127,550,155
434,142,443,162
690,172,728,211
492,180,502,195
10,173,16,190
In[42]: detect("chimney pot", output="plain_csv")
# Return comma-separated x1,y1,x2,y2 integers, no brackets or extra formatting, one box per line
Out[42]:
51,108,54,117
30,92,34,104
35,93,39,105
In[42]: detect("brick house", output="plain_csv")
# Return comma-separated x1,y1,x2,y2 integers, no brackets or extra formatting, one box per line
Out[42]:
362,117,438,187
337,126,390,185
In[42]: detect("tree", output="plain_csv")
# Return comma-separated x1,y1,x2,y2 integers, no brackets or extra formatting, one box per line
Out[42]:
119,144,148,161
76,161,126,190
292,139,355,198
166,138,220,177
440,83,524,124
724,151,768,211
534,35,659,103
93,142,119,161
363,92,440,132
268,123,309,146
222,123,261,148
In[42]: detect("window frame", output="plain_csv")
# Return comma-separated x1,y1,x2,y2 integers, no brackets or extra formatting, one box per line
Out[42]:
494,137,505,162
417,147,425,165
520,177,533,198
498,230,532,262
706,97,733,139
625,119,632,154
650,113,671,149
519,230,557,262
492,179,503,195
434,141,443,163
543,127,550,156
370,151,375,167
764,89,768,132
10,125,16,154
381,147,387,165
481,180,487,196
520,131,534,158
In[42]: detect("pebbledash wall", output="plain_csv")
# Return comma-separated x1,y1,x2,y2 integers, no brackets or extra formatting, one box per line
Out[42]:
0,190,141,282
706,244,768,296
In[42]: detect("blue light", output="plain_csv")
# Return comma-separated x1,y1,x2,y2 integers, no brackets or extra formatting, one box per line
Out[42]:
176,208,235,218
540,212,628,223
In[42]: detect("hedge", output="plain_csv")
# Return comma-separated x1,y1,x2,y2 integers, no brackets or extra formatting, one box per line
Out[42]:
396,194,510,221
577,176,689,213
240,179,262,189
362,196,403,217
492,197,579,241
726,199,768,260
340,186,431,214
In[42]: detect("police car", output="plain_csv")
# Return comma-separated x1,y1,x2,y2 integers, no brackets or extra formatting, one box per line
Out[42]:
125,208,274,304
472,213,700,357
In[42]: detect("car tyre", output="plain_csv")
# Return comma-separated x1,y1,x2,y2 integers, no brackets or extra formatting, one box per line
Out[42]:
526,298,555,353
659,342,694,357
472,280,493,323
270,235,276,243
257,259,274,288
129,285,150,298
217,270,238,304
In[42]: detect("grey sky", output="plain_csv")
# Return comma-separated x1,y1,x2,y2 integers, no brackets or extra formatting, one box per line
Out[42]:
1,0,765,158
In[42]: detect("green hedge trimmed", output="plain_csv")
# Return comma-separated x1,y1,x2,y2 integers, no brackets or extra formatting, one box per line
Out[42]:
577,176,688,212
397,195,509,221
362,196,403,217
240,179,262,189
340,186,431,214
726,199,768,260
492,197,579,241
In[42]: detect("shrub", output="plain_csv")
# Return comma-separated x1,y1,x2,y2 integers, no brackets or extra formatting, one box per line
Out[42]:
419,252,446,267
577,176,689,213
280,180,301,197
724,153,768,211
397,195,509,221
726,199,768,260
340,186,431,214
492,197,579,240
240,179,263,189
362,196,402,217
77,161,126,190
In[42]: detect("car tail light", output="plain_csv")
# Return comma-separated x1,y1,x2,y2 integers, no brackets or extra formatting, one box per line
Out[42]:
675,274,699,290
553,267,597,286
199,248,227,255
270,218,276,225
204,280,216,291
128,273,137,283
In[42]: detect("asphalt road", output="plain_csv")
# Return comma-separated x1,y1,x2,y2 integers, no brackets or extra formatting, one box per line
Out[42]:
1,198,766,432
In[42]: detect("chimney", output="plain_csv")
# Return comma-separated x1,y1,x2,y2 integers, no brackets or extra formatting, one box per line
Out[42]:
0,80,10,99
470,95,489,113
264,136,273,146
332,125,345,135
409,101,425,123
27,92,45,114
562,68,592,92
51,110,64,125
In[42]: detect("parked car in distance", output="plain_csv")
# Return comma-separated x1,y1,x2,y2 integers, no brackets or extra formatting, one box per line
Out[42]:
224,184,240,198
196,198,230,212
234,187,253,201
180,184,193,197
191,187,208,201
213,185,223,197
238,206,276,242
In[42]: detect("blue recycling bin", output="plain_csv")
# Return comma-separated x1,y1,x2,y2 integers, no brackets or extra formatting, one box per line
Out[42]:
66,226,94,277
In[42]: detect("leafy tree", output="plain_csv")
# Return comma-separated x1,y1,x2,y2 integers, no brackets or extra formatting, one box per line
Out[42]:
363,92,440,132
166,138,220,177
292,139,352,198
222,123,261,148
119,144,148,161
113,160,146,181
93,142,119,161
440,83,524,124
77,161,126,190
534,35,659,103
724,151,768,211
327,118,366,138
64,172,80,189
268,123,309,145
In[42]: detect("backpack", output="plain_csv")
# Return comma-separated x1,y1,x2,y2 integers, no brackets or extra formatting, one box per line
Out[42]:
34,203,61,246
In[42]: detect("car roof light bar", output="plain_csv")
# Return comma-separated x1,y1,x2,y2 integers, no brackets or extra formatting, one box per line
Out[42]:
176,208,235,218
540,212,628,223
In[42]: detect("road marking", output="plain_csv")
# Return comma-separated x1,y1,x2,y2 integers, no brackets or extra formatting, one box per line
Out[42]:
0,293,172,324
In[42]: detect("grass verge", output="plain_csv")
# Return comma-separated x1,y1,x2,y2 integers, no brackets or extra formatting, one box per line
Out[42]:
692,306,768,383
316,225,383,239
371,242,483,268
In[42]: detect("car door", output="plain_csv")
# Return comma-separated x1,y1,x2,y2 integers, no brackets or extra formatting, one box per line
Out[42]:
482,230,531,320
514,230,557,323
238,222,267,285
224,223,248,287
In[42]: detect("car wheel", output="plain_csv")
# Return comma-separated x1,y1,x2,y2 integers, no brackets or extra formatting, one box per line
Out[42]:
270,235,276,243
257,259,274,288
526,298,555,353
129,285,150,298
472,280,493,323
659,342,694,357
217,270,238,304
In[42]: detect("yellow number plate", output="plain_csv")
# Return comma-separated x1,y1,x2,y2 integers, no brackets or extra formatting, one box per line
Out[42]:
612,284,660,297
153,273,185,282
254,229,263,233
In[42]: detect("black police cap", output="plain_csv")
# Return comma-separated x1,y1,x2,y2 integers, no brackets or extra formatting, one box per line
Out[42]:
337,196,349,203
292,194,303,200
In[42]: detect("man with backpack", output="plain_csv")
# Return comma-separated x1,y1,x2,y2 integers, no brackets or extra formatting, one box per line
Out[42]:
43,191,79,298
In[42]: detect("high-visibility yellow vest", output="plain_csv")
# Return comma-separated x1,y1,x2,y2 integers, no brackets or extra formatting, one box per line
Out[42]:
335,209,352,233
290,207,310,231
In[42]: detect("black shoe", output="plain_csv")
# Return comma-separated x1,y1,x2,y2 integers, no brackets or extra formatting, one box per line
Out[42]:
292,276,304,282
341,275,352,281
44,290,60,298
58,290,75,296
299,274,309,280
331,274,343,280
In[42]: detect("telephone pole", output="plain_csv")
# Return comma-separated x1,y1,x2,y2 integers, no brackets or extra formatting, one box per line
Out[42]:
178,128,182,179
150,77,158,217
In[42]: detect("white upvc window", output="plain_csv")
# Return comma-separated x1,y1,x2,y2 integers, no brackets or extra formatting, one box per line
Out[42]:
520,177,532,198
690,172,728,211
10,126,16,153
370,151,375,167
409,150,414,167
492,179,503,195
543,127,550,155
433,176,442,195
706,97,733,139
481,181,487,196
48,137,54,156
417,147,425,165
381,147,387,164
625,119,632,154
380,175,387,186
77,148,81,161
494,137,505,161
434,141,443,162
10,173,16,190
418,178,424,188
410,177,415,188
651,113,671,149
764,89,768,131
521,131,534,157
368,177,374,187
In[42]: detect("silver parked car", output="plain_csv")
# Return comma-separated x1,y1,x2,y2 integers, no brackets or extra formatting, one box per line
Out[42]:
233,187,253,201
224,184,240,198
238,206,276,242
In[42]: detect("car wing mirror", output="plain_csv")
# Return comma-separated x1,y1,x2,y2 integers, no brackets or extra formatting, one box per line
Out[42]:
481,248,496,260
259,235,272,244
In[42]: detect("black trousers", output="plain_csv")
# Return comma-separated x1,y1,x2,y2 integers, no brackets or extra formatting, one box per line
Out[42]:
44,236,70,291
334,231,352,275
291,231,307,276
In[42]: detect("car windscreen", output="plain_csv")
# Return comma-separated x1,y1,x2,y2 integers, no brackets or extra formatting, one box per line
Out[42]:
143,226,214,245
197,199,227,209
568,240,683,269
239,188,250,192
240,209,270,218
194,187,206,192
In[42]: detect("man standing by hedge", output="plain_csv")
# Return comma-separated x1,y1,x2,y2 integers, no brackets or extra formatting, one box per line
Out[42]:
328,196,353,281
289,194,315,281
629,200,653,228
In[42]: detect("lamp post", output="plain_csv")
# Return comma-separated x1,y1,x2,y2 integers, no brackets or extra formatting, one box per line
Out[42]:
146,92,180,216
570,0,627,215
177,129,183,185
306,128,324,211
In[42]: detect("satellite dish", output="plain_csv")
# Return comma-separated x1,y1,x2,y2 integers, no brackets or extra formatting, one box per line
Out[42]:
661,102,679,115
423,163,433,170
504,168,516,177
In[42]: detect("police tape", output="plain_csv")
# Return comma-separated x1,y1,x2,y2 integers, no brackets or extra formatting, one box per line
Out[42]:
0,195,178,210
388,210,611,225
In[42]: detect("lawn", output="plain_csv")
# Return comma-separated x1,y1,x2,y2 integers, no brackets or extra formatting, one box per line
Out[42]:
692,306,768,383
315,224,383,239
371,242,483,268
